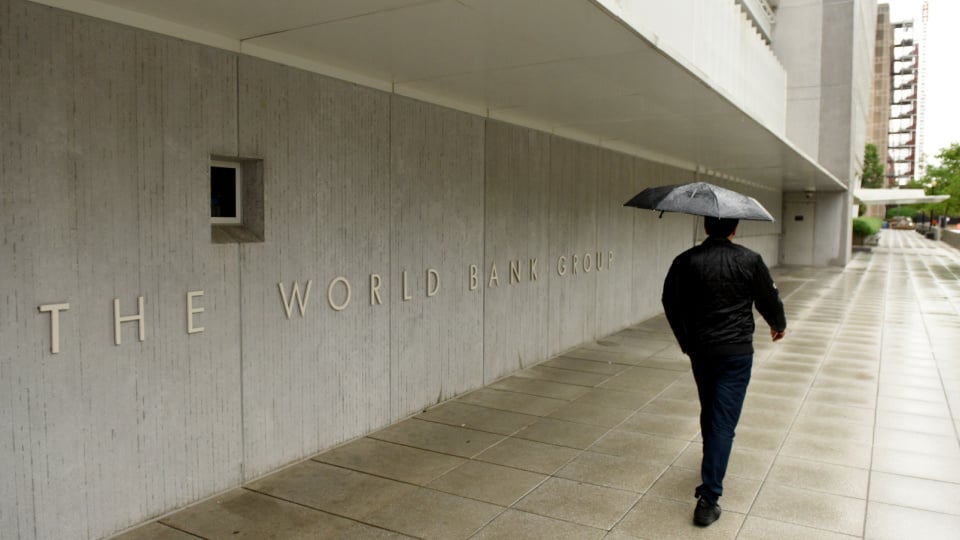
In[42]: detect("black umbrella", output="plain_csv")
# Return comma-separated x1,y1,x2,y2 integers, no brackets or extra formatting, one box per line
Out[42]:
624,181,775,222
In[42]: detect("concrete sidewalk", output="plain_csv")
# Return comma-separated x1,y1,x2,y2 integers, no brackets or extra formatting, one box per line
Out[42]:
117,230,960,540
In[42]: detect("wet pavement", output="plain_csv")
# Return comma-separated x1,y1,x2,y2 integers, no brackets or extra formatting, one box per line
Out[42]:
116,230,960,539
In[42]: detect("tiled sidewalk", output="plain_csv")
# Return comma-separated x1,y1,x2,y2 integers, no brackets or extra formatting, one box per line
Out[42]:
118,230,960,540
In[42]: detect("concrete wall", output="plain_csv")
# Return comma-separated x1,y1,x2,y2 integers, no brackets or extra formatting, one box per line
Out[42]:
814,191,855,266
482,122,552,381
235,57,396,479
774,0,825,158
819,0,875,184
774,0,875,267
815,0,873,266
0,1,786,537
598,0,789,135
942,230,960,251
867,4,892,176
1,2,244,537
775,0,875,177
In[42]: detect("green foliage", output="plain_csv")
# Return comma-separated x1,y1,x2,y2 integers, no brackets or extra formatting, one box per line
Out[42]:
922,143,960,216
908,143,960,216
885,206,919,219
861,143,885,188
903,178,927,190
852,216,883,236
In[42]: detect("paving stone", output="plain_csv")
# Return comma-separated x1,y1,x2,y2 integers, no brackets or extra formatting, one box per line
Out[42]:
514,477,639,530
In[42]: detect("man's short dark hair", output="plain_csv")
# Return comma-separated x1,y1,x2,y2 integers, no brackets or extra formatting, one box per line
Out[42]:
704,217,739,238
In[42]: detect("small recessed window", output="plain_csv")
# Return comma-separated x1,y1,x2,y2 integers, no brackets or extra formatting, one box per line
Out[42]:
211,161,241,225
209,155,264,243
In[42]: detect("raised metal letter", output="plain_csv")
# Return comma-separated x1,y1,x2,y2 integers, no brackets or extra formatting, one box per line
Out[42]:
38,303,70,354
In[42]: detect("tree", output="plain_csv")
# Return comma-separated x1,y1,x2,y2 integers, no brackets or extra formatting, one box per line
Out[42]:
861,143,885,189
920,143,960,217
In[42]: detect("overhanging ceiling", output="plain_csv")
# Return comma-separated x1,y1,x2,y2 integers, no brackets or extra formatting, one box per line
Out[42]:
33,0,846,193
854,189,949,206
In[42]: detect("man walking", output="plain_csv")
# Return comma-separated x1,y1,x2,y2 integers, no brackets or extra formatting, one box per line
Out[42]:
661,216,787,527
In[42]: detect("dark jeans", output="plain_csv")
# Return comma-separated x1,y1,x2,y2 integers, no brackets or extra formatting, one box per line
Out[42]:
690,353,753,505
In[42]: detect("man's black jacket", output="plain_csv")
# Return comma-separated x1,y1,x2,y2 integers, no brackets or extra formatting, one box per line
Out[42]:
661,236,786,357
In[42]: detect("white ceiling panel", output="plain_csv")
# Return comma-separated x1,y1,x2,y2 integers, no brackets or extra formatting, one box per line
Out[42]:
496,93,659,127
401,58,636,111
246,1,522,84
33,0,844,192
87,0,436,39
574,51,736,121
600,114,700,149
460,0,647,59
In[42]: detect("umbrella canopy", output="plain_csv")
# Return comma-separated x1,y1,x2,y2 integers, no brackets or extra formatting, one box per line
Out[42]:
624,181,775,222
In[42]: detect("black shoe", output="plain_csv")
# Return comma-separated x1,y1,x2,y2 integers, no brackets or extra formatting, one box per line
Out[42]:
693,497,721,527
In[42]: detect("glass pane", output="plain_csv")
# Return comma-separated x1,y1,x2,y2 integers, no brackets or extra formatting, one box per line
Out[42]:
211,166,237,218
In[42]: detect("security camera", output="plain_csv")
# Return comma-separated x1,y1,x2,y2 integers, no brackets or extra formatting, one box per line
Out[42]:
804,191,814,200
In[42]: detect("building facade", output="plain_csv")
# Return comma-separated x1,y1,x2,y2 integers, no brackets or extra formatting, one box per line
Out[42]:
889,18,921,184
774,0,876,265
869,3,894,187
0,0,875,537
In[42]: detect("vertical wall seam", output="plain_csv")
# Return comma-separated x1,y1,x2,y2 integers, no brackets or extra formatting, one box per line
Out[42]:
388,94,393,422
542,133,559,358
594,147,600,340
235,55,246,482
481,119,486,382
237,245,244,481
550,135,556,355
235,57,241,157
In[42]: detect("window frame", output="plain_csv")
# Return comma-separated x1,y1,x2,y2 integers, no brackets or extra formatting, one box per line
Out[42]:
210,160,242,225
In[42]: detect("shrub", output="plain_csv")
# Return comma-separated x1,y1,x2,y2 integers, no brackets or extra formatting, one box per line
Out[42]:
853,216,883,236
886,206,919,219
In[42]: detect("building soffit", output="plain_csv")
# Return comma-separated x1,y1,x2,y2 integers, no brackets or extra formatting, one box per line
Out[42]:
33,0,844,193
854,189,948,206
